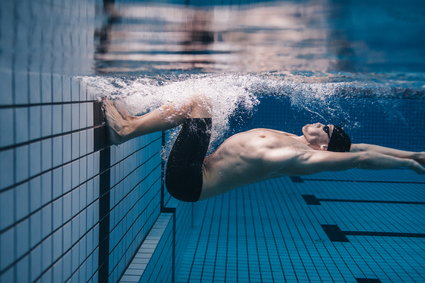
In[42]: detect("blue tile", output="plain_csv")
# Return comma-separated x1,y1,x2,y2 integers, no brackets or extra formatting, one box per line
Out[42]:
0,188,14,229
15,145,29,183
16,255,29,283
29,106,42,140
30,244,42,281
52,105,62,135
41,236,53,272
0,149,14,190
29,176,41,212
0,108,14,147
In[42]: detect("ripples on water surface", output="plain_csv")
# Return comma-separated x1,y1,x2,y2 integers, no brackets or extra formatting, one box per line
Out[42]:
89,0,425,149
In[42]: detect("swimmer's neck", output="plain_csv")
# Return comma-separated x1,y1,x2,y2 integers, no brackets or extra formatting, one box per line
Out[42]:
293,135,309,145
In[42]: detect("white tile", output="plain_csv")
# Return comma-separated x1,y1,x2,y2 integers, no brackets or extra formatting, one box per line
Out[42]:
87,102,93,126
72,77,80,101
86,202,93,230
29,141,42,176
15,182,29,221
72,103,80,131
63,163,72,194
41,105,52,137
41,204,52,239
63,104,72,133
79,157,87,184
41,236,53,272
63,222,72,254
30,244,42,282
87,128,94,153
93,151,99,174
52,74,62,103
41,138,52,171
63,76,71,102
15,145,29,183
29,72,41,104
71,216,80,245
52,136,63,167
0,189,14,229
0,108,14,147
52,260,62,283
52,167,62,199
30,210,42,248
53,228,63,262
62,250,71,281
80,130,87,156
16,255,29,283
52,105,62,135
41,73,52,103
72,132,80,160
79,80,87,101
63,133,72,163
0,70,13,105
71,186,80,216
41,171,52,205
86,153,93,179
52,197,63,230
15,107,29,143
14,71,29,104
79,208,87,236
63,192,72,223
29,106,42,140
79,103,87,129
16,219,29,258
30,176,41,213
0,227,15,270
0,149,14,189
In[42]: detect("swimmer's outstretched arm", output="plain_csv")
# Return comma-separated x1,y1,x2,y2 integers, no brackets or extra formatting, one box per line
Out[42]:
292,150,425,175
351,143,425,165
103,96,211,144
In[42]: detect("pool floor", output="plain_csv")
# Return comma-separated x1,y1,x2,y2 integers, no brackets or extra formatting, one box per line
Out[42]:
176,170,425,282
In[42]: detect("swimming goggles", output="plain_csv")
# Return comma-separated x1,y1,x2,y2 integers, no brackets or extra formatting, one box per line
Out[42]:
323,125,331,139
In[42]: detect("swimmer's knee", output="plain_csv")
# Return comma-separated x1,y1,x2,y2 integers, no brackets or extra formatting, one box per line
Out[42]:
189,95,212,118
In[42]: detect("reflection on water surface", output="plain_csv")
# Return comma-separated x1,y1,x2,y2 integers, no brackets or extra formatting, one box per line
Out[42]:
95,0,425,75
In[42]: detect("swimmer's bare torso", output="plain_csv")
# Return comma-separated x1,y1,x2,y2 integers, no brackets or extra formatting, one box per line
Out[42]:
201,128,314,199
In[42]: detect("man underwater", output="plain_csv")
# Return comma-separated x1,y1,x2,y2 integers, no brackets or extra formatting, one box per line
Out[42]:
103,97,425,202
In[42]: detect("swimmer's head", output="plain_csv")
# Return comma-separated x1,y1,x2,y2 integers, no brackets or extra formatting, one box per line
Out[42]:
327,126,351,152
302,123,351,152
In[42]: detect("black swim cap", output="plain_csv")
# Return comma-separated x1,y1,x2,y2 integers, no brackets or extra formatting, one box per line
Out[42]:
328,126,351,152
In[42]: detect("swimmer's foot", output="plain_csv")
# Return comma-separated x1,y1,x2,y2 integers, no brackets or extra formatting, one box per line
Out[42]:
103,98,133,145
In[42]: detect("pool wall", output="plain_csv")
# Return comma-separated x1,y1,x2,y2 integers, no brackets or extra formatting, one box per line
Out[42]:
0,0,194,282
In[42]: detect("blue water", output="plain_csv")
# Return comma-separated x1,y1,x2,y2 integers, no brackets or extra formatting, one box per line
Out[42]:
92,0,425,151
91,1,425,282
1,0,424,282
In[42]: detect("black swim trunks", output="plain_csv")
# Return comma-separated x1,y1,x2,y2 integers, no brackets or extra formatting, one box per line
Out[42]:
165,118,212,202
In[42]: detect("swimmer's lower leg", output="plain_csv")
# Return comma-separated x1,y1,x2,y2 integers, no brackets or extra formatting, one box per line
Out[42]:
105,96,212,143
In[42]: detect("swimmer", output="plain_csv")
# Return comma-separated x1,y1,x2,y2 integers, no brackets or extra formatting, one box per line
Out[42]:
103,97,425,202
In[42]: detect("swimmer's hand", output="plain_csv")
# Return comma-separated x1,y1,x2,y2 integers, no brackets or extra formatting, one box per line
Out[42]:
102,98,133,145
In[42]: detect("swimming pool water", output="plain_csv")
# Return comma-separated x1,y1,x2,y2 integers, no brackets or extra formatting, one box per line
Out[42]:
0,0,424,282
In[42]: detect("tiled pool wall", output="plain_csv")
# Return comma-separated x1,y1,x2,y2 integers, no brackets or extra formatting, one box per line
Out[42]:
0,0,194,282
